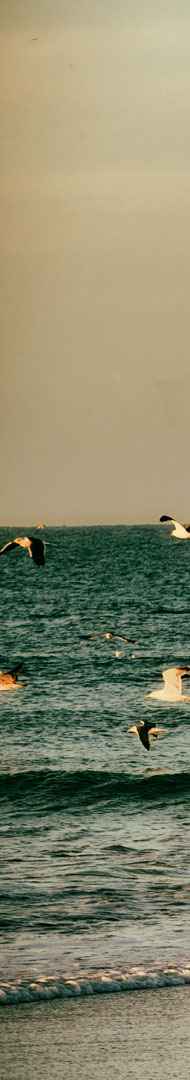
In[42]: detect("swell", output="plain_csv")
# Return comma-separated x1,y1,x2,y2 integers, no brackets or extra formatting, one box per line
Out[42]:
0,767,190,809
0,964,190,1006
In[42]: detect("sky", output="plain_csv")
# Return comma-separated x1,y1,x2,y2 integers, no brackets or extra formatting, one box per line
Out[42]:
1,1,190,524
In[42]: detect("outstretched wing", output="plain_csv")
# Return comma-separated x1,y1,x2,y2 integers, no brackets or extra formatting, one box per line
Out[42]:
163,667,179,690
0,540,18,556
139,727,150,751
28,537,45,566
160,516,188,539
148,727,165,738
117,635,137,644
160,515,173,523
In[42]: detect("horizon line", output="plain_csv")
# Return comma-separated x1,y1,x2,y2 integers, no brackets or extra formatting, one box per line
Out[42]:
0,520,161,529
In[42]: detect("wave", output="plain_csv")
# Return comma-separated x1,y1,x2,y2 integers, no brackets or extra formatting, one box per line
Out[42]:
1,767,190,810
1,963,190,1007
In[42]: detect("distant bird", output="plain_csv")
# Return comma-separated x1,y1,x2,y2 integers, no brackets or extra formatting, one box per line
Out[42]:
147,666,190,702
160,515,190,540
0,667,25,690
0,536,45,566
101,631,135,643
128,719,165,751
81,631,136,644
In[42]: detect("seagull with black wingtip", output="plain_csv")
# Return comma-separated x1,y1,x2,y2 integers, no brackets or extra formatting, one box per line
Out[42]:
0,535,45,566
160,515,190,540
128,718,165,752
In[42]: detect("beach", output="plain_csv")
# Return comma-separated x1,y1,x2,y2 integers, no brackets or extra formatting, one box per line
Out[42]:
1,987,190,1080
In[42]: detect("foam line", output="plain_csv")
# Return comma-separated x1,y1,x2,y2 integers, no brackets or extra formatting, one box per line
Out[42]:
1,966,190,1006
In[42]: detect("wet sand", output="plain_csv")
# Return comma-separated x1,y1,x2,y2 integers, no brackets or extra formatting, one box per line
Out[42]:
1,987,190,1080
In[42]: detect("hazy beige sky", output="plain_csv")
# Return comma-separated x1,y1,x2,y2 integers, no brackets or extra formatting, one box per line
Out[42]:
1,1,190,523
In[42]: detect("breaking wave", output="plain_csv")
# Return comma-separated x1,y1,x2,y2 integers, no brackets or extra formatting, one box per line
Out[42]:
1,964,190,1007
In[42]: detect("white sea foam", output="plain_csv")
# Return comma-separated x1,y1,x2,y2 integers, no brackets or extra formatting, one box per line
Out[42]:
1,966,190,1006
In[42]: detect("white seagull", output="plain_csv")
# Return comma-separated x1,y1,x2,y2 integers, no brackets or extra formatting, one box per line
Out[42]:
160,515,190,540
128,719,165,751
147,666,190,702
0,535,45,566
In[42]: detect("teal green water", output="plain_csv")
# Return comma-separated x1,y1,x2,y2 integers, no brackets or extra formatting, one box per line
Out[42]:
0,526,190,999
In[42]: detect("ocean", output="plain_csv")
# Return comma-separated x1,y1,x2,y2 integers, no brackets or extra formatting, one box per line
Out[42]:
0,524,190,1007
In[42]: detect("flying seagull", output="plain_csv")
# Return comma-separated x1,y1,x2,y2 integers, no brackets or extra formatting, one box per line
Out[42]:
128,719,165,751
0,536,45,566
101,631,136,644
147,666,190,702
80,631,136,644
160,515,190,539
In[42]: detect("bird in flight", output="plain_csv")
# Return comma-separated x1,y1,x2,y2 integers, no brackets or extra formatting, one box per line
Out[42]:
0,536,45,566
100,631,136,644
147,666,190,702
80,630,136,644
128,718,165,751
160,515,190,539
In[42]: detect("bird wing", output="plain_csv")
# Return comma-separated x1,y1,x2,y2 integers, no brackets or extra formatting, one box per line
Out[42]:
171,520,189,538
160,515,188,538
160,515,173,523
28,537,45,566
114,633,129,641
0,540,18,556
117,635,136,644
148,727,165,738
163,667,180,691
138,727,150,751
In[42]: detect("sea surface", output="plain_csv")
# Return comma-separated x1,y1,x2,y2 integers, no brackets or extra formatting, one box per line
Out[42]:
0,525,190,1006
